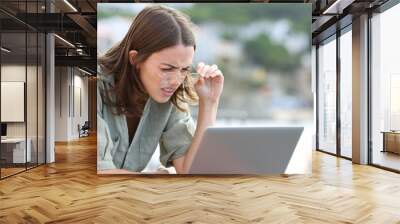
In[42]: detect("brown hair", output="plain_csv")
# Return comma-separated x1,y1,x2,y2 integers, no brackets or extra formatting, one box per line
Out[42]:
98,5,198,117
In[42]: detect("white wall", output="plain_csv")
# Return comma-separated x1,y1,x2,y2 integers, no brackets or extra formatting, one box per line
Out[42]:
1,65,36,138
1,66,26,129
55,66,69,141
54,67,89,141
1,65,26,140
1,63,46,164
72,73,89,138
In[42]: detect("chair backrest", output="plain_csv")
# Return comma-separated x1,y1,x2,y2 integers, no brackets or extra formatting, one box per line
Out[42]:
82,121,90,129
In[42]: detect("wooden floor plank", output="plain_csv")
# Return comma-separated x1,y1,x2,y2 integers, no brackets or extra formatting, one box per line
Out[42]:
0,135,399,223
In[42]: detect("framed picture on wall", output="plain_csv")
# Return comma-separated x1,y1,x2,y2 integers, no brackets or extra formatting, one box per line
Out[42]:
1,81,25,122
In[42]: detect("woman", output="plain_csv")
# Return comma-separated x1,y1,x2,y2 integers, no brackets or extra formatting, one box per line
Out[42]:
97,5,224,174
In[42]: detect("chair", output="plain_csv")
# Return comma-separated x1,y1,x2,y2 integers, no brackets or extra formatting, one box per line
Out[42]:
78,121,90,138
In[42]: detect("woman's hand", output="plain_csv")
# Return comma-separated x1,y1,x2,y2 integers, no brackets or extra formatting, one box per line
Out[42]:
194,62,224,105
173,62,224,174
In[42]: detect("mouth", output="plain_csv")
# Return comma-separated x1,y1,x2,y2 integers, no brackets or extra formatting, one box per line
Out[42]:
161,87,175,97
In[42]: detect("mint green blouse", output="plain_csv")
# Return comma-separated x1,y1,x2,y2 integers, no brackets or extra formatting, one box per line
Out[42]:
97,69,195,172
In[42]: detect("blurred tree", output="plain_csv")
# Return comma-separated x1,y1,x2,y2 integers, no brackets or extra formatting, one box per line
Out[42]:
221,31,238,41
244,34,300,73
183,3,310,34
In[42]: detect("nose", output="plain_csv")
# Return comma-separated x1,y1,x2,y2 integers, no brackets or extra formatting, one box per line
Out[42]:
160,74,180,88
168,76,180,87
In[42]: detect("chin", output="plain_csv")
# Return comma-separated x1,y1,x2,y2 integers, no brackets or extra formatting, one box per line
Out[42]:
152,94,171,104
148,89,175,104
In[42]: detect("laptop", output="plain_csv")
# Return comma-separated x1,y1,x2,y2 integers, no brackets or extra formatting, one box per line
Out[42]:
188,126,306,175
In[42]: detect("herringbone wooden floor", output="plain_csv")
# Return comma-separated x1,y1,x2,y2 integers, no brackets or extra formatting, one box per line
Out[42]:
1,135,400,223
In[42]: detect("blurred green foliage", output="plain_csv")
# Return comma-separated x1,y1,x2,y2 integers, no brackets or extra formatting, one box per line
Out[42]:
244,34,301,73
182,3,310,34
98,9,133,20
98,3,310,74
98,3,311,34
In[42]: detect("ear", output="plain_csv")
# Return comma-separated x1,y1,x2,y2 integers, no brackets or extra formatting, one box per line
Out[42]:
128,50,138,66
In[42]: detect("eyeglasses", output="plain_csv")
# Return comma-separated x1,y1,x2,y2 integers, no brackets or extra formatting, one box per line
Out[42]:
159,67,201,87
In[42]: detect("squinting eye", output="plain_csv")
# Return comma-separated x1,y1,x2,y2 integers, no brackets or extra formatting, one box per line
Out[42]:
161,68,174,72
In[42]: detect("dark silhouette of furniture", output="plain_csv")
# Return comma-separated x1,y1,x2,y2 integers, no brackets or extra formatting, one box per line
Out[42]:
78,121,90,138
381,131,400,154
